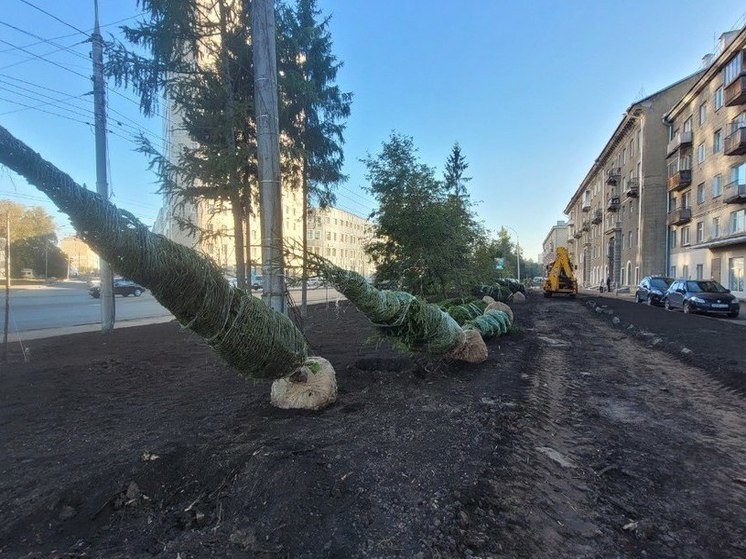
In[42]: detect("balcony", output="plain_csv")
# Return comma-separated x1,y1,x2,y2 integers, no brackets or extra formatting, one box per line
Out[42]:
605,221,620,235
625,178,640,198
725,75,746,107
723,181,746,204
573,230,582,239
606,167,621,185
607,195,620,212
724,124,746,155
581,201,591,212
667,169,692,191
667,206,692,226
666,131,693,156
591,208,602,224
581,220,590,232
567,237,575,244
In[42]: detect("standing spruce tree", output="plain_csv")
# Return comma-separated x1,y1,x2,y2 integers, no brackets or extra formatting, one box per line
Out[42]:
443,142,470,199
277,0,351,317
106,0,255,287
364,134,483,298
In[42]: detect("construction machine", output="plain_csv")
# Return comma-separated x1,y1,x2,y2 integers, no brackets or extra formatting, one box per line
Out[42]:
543,247,578,298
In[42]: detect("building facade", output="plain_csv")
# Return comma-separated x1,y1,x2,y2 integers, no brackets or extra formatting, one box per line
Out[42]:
664,29,746,298
307,207,376,278
541,220,569,267
563,73,701,289
59,236,100,275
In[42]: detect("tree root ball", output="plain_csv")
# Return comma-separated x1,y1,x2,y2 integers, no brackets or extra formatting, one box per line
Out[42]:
485,301,513,323
446,329,488,363
270,357,338,410
482,295,495,305
511,292,526,304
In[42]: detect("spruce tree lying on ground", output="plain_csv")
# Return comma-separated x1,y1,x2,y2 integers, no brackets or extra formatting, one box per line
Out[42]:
0,124,335,410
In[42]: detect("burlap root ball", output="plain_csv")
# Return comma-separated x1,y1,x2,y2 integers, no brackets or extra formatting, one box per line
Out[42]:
511,291,526,304
485,301,514,323
446,329,488,363
481,295,495,305
270,356,337,410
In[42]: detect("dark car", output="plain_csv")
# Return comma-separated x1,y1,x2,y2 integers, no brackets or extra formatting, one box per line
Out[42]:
663,279,740,317
635,276,673,306
89,279,146,298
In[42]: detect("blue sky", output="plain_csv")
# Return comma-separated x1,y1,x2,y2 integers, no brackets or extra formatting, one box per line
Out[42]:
1,0,745,260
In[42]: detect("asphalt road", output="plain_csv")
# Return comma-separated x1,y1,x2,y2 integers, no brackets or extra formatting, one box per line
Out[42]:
4,281,344,338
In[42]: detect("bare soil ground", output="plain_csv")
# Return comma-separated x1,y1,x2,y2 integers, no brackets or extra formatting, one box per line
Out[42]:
1,294,745,558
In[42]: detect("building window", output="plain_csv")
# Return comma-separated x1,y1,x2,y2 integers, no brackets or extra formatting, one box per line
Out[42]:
731,162,746,186
729,257,745,291
683,117,692,133
670,229,677,249
697,183,705,204
326,231,331,240
730,209,746,234
713,175,722,197
714,129,722,153
683,264,689,280
715,85,724,110
724,52,743,86
671,265,676,278
713,216,720,238
696,221,704,242
628,231,632,248
681,226,690,246
315,230,320,240
699,102,707,125
696,264,704,280
697,142,706,164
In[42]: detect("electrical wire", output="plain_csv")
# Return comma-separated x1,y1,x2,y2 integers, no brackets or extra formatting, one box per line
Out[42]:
17,0,87,35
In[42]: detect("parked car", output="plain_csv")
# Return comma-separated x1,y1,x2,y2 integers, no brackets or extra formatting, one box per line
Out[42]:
663,279,740,317
89,279,146,298
224,275,238,288
635,276,673,306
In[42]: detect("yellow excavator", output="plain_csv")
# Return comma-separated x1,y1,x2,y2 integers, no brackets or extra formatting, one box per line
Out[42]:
543,247,578,298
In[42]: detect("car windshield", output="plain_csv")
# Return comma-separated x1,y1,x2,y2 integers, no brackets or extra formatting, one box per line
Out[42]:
686,280,727,293
650,278,672,289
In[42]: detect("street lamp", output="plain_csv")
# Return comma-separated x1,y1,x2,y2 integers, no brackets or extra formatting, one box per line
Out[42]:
505,226,521,282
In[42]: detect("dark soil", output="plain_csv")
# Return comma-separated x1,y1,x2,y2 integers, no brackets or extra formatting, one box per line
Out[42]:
1,295,745,558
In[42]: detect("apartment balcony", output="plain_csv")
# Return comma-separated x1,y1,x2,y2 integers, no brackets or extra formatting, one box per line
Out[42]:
606,167,621,185
666,131,693,156
667,169,692,191
573,230,583,239
581,220,591,232
667,206,692,226
591,208,602,224
567,236,575,244
723,181,746,204
607,195,620,212
624,178,640,198
604,221,620,235
581,202,591,212
724,124,746,155
725,75,746,106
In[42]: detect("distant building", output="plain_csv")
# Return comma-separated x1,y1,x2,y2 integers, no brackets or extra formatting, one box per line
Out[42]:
306,207,376,278
663,28,746,297
541,220,569,268
60,236,99,275
563,72,701,288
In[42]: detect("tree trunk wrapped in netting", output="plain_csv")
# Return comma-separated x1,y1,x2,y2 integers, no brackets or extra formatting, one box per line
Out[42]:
0,125,308,381
307,255,493,362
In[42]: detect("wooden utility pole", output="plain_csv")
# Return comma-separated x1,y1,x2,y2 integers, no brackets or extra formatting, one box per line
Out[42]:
3,214,9,362
92,0,114,331
252,0,285,313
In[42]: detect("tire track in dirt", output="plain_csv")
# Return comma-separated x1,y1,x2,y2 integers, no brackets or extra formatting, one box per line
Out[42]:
436,297,746,558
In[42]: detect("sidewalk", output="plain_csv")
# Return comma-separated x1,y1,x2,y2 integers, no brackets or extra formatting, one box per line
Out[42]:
9,315,176,342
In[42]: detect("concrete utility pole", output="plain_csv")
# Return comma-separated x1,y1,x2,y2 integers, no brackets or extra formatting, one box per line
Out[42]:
3,214,9,362
252,0,286,313
92,0,114,331
506,226,521,282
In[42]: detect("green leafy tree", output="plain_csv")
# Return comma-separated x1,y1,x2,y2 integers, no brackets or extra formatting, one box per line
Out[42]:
0,200,66,277
277,0,352,316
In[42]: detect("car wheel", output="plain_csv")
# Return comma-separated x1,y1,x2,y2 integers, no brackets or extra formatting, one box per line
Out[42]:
665,299,672,311
91,293,100,299
683,301,691,314
728,310,739,318
635,293,641,303
646,295,653,306
134,289,142,297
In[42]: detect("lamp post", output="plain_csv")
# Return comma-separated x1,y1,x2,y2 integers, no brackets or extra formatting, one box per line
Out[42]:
506,226,521,282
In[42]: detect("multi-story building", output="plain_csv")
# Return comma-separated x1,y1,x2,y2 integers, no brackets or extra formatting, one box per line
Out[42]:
307,207,376,278
664,28,746,297
541,220,569,267
564,73,701,289
59,236,99,275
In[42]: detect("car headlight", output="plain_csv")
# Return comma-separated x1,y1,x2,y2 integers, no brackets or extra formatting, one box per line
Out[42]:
690,297,706,304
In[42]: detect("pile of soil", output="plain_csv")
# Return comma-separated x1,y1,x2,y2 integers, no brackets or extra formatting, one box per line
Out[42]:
2,295,745,558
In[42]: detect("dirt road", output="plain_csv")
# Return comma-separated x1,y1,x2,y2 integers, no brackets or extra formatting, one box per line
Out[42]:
1,295,744,558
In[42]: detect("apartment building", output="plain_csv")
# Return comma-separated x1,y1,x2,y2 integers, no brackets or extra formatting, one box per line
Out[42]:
541,220,569,267
664,29,746,297
307,206,376,278
564,73,701,289
60,235,99,275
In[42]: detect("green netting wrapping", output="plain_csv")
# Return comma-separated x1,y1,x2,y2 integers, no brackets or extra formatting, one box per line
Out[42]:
463,309,511,339
445,302,485,325
308,256,464,355
0,125,308,380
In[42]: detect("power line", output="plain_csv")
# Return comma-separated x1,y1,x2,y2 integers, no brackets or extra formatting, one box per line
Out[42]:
0,20,90,62
0,37,89,79
17,0,87,35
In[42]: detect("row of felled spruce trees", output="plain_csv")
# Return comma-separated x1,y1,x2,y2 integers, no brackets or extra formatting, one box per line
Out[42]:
107,0,527,305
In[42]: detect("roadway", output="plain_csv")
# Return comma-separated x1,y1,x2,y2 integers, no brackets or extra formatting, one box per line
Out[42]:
3,280,344,340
